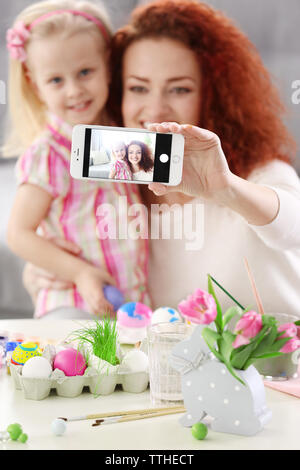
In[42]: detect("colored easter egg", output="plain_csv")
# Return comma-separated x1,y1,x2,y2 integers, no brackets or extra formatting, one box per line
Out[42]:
53,348,86,377
103,285,125,311
191,422,208,440
117,302,152,329
22,356,52,379
11,342,42,366
151,307,182,325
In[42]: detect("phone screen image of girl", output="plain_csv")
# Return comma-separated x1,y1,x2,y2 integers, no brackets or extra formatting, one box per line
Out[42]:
109,141,132,180
126,140,154,182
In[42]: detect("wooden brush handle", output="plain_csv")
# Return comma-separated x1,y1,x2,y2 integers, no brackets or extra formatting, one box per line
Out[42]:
87,405,185,421
118,408,185,423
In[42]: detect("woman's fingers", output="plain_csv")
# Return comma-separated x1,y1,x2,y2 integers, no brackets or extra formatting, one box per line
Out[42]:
181,124,220,148
148,182,168,195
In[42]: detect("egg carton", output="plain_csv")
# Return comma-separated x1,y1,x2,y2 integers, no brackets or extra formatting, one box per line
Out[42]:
10,363,149,400
10,342,149,400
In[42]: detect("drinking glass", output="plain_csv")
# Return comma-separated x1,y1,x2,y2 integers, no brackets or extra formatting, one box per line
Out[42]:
147,322,190,406
254,313,299,381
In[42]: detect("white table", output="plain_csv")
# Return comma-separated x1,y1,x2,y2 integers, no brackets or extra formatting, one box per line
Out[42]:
0,319,299,450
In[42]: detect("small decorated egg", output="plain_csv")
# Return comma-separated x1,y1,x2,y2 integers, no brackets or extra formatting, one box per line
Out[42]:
117,302,153,344
22,356,52,379
11,342,42,366
151,307,182,325
117,302,152,329
53,348,86,377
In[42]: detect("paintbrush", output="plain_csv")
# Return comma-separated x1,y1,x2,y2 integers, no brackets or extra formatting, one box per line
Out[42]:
92,407,186,427
243,257,265,315
59,405,185,422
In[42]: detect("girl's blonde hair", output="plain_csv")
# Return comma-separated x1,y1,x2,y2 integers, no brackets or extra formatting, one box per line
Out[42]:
111,140,127,160
2,0,112,157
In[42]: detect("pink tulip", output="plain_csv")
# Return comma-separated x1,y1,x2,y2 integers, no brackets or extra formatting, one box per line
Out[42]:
280,337,300,354
235,310,262,338
232,334,251,349
232,311,262,349
178,289,217,325
278,322,297,339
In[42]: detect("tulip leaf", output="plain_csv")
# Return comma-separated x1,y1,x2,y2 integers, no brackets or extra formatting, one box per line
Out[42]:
219,334,234,364
207,275,223,333
294,320,300,326
262,315,277,328
223,306,242,329
231,325,269,369
202,328,245,385
250,325,278,356
201,327,223,362
221,356,246,386
244,352,284,369
268,336,291,352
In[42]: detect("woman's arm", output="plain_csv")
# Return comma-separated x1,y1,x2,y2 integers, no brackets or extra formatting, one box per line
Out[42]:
147,123,279,226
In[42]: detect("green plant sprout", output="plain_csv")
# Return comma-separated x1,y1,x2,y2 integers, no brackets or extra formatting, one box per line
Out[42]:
69,316,119,367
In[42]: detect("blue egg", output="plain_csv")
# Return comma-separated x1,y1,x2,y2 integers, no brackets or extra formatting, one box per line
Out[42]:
103,285,125,311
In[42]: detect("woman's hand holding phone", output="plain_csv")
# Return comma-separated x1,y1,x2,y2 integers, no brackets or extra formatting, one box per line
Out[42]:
147,122,232,200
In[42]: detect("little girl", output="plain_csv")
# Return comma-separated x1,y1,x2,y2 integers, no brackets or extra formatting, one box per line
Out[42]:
4,0,149,318
109,141,132,180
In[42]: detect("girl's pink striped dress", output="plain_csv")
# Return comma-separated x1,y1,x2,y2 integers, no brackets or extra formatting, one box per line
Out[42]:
113,159,132,180
16,113,150,318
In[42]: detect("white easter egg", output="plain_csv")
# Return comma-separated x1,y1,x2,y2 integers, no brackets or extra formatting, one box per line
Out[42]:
51,418,67,436
151,307,182,325
120,350,148,373
22,356,52,378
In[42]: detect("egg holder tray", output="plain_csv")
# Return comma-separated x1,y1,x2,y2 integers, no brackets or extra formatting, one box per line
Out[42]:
10,342,149,400
10,363,149,400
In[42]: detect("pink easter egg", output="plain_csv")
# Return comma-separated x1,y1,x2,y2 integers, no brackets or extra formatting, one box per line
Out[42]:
53,348,86,377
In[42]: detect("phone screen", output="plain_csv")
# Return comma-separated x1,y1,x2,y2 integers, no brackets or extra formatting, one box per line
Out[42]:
82,128,172,183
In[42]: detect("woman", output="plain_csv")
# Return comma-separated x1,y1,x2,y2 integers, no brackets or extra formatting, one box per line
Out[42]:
126,140,154,181
24,0,300,317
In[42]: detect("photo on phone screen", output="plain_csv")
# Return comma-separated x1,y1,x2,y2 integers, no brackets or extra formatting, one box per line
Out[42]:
82,128,174,183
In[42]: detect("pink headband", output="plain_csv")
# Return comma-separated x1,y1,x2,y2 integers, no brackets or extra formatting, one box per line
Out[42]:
6,9,110,63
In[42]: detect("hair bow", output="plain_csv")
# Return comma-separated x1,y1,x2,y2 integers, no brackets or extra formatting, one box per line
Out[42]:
6,21,30,62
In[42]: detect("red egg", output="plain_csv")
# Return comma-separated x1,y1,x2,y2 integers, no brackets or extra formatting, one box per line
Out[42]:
53,348,86,377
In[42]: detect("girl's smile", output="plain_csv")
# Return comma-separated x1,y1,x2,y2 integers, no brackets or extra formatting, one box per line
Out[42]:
27,31,109,126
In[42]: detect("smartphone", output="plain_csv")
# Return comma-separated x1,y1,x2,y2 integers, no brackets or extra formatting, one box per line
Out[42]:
70,124,184,185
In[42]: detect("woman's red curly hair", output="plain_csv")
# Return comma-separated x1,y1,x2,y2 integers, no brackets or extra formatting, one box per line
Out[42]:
108,0,296,178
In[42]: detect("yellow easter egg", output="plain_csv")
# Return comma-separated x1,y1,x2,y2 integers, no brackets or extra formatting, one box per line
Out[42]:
11,342,42,366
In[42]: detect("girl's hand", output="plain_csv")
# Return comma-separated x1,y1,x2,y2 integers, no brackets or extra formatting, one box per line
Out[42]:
146,122,232,200
74,264,116,317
